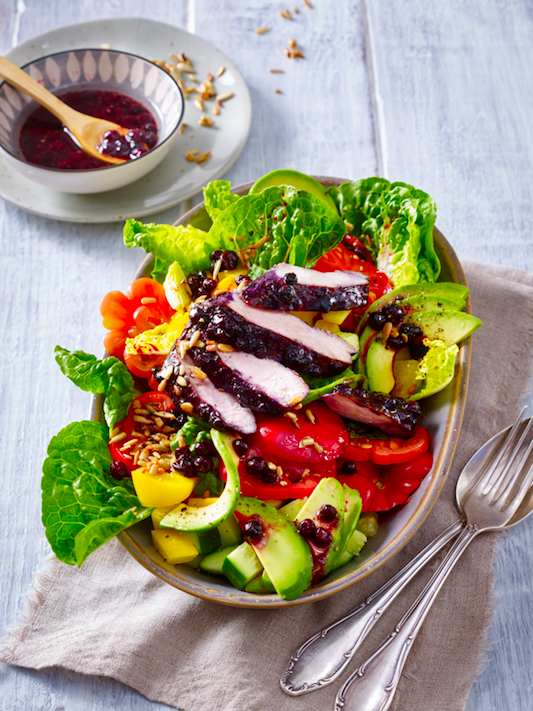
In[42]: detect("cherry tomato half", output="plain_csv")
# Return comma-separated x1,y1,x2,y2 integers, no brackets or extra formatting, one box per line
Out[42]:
314,243,393,331
100,278,174,367
342,426,431,466
253,401,349,464
124,352,168,379
314,242,377,275
372,426,430,465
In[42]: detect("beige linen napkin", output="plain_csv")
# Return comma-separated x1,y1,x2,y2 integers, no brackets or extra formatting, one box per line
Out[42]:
2,260,533,711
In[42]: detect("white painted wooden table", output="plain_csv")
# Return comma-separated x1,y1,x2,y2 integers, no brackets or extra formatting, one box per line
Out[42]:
1,1,532,709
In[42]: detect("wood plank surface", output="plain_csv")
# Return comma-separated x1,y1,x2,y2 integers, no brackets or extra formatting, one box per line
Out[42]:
0,1,531,709
364,4,533,708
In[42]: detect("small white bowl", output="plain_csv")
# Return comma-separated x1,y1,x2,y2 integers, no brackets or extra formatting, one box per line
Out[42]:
0,49,184,194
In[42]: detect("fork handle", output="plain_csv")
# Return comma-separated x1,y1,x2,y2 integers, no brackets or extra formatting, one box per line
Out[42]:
335,523,479,711
280,519,464,696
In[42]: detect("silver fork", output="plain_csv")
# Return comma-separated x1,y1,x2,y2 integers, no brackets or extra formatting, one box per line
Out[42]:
335,414,533,711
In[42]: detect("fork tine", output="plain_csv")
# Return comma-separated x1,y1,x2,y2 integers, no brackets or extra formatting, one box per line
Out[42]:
472,407,527,497
497,434,533,511
489,417,533,504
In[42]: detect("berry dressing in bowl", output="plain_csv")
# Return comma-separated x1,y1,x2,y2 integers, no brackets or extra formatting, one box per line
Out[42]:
19,89,158,169
0,49,184,194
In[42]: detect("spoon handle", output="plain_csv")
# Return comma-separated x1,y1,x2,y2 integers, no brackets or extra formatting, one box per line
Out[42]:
0,56,79,125
335,523,478,711
280,519,463,696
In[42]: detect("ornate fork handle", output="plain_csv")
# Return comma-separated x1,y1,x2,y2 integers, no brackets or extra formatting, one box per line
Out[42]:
280,519,464,696
335,523,479,711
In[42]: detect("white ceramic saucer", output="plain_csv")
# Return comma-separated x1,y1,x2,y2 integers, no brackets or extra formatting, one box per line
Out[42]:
0,18,252,223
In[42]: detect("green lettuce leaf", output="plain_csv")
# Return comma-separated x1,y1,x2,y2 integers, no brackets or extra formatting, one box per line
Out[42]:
209,186,346,269
302,368,364,404
203,180,240,221
327,178,440,286
42,420,151,566
55,346,136,429
171,416,211,450
410,339,459,401
123,218,231,281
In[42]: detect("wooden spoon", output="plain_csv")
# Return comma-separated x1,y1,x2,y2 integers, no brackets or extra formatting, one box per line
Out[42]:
0,55,129,165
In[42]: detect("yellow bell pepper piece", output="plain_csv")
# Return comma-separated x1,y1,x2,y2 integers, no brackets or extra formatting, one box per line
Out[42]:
315,319,341,333
151,529,198,564
321,309,351,325
124,310,190,356
213,275,238,296
151,506,175,529
217,268,248,281
290,311,318,326
132,467,199,508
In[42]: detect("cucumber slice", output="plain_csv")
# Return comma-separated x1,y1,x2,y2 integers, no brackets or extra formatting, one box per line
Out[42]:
222,542,263,590
244,575,271,594
184,528,221,554
199,544,240,575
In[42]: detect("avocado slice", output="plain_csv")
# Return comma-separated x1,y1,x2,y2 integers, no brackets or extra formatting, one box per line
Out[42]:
279,498,307,521
331,529,368,571
359,325,378,362
249,169,338,213
294,477,345,575
217,515,243,547
160,430,240,533
364,306,481,396
358,282,469,335
366,339,397,393
404,310,482,347
234,497,313,600
338,485,363,557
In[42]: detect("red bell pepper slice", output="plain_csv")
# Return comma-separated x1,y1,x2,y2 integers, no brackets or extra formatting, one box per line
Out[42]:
219,446,336,499
108,391,175,472
337,451,433,512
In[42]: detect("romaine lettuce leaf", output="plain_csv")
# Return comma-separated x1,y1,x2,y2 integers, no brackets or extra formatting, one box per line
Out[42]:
123,219,231,281
55,346,136,429
410,339,459,401
209,186,346,269
203,179,240,221
41,420,151,565
327,178,440,286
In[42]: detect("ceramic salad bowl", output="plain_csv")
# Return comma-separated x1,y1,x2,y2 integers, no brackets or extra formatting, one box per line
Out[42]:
89,177,472,608
0,49,184,193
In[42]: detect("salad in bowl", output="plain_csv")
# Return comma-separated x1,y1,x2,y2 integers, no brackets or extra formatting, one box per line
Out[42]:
42,170,482,605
